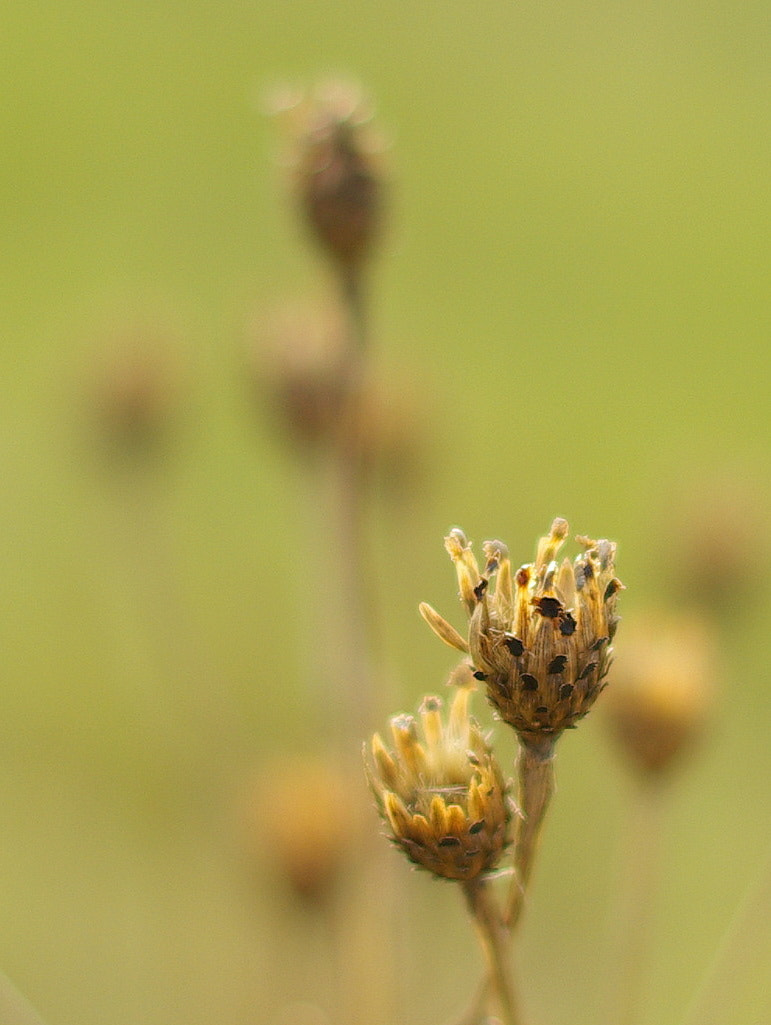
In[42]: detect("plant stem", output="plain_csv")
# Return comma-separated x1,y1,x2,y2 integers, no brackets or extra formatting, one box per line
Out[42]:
506,736,556,928
680,842,771,1025
0,972,50,1025
464,879,521,1025
605,779,665,1025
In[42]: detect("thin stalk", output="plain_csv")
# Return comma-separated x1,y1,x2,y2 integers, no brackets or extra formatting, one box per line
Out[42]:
681,843,771,1025
605,779,665,1025
0,973,49,1025
506,736,556,928
464,879,521,1025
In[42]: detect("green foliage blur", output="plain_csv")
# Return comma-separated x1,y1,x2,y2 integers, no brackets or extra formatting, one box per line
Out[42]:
1,2,770,1024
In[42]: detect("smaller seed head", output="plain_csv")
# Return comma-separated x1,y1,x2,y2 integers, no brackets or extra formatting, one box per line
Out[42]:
244,755,351,904
365,685,511,881
604,611,715,776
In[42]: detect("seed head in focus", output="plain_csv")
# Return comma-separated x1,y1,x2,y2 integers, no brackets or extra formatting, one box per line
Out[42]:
365,680,511,881
420,519,623,748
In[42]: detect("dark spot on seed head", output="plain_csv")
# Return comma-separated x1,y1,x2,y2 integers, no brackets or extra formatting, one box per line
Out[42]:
472,670,487,681
578,661,598,681
533,596,563,619
559,612,577,636
438,835,461,848
520,673,539,691
516,567,530,587
592,637,608,651
535,706,548,715
604,579,621,601
474,578,488,601
469,820,485,834
559,682,574,700
547,655,568,674
504,634,525,657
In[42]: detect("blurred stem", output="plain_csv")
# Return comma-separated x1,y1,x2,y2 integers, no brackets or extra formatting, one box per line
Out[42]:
0,972,49,1025
608,779,665,1025
340,263,369,352
464,879,521,1025
324,260,383,743
681,842,771,1025
505,736,556,928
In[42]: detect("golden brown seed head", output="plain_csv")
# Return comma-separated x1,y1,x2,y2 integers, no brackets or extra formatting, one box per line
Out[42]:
365,686,511,881
245,755,352,904
603,611,715,776
422,519,623,746
274,82,384,270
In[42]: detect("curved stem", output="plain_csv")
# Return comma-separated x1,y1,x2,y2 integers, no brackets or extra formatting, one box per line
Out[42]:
464,879,521,1025
506,736,556,928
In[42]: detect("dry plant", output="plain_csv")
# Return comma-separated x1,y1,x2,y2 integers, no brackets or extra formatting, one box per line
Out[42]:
256,80,768,1025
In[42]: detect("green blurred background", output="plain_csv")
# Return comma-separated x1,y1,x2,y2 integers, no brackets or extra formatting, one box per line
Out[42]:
2,1,770,1023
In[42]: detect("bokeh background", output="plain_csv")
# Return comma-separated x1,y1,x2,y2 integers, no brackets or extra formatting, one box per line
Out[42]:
2,2,770,1024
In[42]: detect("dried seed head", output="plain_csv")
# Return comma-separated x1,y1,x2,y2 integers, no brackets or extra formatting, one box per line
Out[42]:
422,519,623,746
87,326,179,460
252,303,352,451
273,82,385,270
245,755,352,904
365,686,511,881
603,611,715,776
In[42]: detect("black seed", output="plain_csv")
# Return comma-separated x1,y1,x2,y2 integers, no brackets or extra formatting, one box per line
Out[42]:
472,670,487,681
578,661,598,681
473,578,488,600
520,673,539,691
604,579,620,601
559,682,574,700
504,635,525,657
516,567,530,587
535,706,548,714
469,820,485,834
547,655,568,674
438,836,461,848
592,637,609,651
583,561,594,580
534,596,563,618
560,612,577,636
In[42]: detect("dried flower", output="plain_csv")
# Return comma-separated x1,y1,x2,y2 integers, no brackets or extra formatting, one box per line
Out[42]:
604,611,715,776
274,82,385,270
252,303,352,451
420,518,623,747
365,683,511,881
244,755,352,904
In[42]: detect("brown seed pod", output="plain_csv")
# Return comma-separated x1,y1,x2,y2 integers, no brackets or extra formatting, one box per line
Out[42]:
421,519,623,747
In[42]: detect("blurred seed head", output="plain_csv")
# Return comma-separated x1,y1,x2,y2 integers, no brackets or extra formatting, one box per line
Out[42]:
244,755,352,905
604,610,716,777
253,303,352,452
420,519,623,749
663,467,769,618
252,303,428,489
270,81,386,270
365,684,512,881
87,326,179,462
